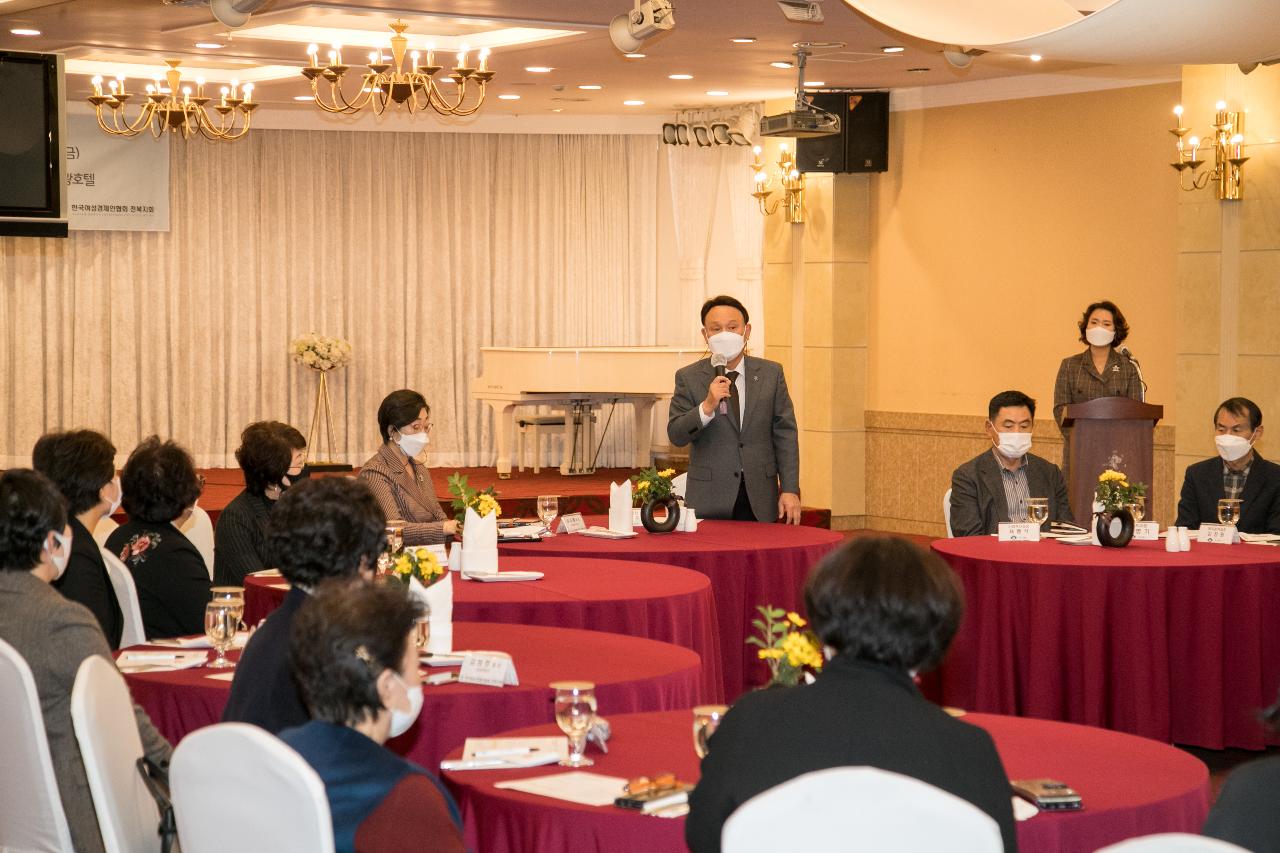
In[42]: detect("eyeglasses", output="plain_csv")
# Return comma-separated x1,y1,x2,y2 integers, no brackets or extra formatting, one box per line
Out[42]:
624,772,679,796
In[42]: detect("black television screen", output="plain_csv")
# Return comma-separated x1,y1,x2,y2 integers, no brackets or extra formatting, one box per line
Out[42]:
0,50,65,228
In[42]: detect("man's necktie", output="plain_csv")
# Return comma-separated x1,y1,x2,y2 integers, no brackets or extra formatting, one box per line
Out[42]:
726,370,741,430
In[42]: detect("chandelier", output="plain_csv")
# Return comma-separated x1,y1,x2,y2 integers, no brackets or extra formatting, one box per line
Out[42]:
750,144,805,223
1169,101,1250,201
87,60,257,141
301,20,494,117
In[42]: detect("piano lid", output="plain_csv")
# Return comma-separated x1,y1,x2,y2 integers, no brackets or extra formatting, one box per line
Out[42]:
472,346,706,397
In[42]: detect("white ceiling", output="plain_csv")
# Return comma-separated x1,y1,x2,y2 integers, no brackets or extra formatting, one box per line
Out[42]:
0,0,1117,118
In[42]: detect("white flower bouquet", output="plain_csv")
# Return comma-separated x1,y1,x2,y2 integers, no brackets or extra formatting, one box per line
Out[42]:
289,333,352,372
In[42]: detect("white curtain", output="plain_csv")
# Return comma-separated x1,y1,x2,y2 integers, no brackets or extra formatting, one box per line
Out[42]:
0,129,659,468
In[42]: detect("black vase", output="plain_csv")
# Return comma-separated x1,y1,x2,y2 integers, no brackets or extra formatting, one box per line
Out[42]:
1095,508,1135,548
640,496,681,534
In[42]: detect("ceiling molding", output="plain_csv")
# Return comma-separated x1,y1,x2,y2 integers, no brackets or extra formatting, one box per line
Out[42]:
890,67,1178,111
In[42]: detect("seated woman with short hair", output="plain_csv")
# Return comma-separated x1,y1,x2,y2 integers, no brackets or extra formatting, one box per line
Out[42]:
686,536,1018,853
280,581,466,853
105,436,210,639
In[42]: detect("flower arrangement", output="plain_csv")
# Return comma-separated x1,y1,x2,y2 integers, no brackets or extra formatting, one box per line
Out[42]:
447,472,501,524
1095,469,1147,512
745,605,824,687
631,467,678,505
289,333,352,372
389,546,447,589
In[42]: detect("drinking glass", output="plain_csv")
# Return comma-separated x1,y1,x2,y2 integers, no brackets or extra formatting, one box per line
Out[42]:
386,520,406,554
204,602,237,668
692,705,729,758
1026,497,1050,526
210,587,245,632
551,681,597,767
1126,495,1146,523
537,495,560,536
414,616,431,651
1217,498,1242,526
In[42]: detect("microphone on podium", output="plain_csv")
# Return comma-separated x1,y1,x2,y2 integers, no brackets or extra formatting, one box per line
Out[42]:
711,352,729,416
1117,345,1147,401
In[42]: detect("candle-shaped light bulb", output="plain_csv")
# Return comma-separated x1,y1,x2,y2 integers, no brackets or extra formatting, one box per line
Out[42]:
182,86,191,103
307,43,318,57
780,142,789,153
243,82,254,103
332,43,343,65
145,83,155,94
115,75,126,96
752,145,762,156
426,41,436,66
220,85,229,107
479,47,490,72
1189,135,1201,161
1215,100,1227,111
1231,132,1243,158
753,170,767,185
411,50,421,67
789,168,799,180
458,43,469,68
92,74,103,96
369,50,378,64
109,79,118,93
230,79,239,99
328,49,337,64
1173,104,1183,116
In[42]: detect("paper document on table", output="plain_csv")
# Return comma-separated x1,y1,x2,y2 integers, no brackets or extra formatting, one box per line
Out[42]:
116,651,208,672
497,524,546,541
1240,532,1280,544
493,771,628,806
439,736,568,770
150,632,249,650
579,526,638,540
247,568,282,577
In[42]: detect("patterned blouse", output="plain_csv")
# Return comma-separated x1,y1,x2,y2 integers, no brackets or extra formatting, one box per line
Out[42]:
1052,348,1144,425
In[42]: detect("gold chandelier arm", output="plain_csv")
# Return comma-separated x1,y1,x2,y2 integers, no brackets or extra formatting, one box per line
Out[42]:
428,79,487,116
99,102,157,137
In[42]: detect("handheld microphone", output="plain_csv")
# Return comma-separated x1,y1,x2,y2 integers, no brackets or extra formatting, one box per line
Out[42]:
1118,346,1147,401
711,353,728,416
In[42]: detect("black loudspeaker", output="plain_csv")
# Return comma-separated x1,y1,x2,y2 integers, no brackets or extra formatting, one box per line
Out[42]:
796,91,890,173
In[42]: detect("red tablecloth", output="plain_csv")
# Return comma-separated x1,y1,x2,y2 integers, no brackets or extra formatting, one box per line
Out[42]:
243,557,724,702
441,710,1209,853
120,622,701,768
929,537,1280,749
498,519,844,701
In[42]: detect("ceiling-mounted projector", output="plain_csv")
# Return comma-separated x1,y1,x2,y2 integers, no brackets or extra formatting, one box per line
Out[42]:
759,43,841,138
609,0,675,54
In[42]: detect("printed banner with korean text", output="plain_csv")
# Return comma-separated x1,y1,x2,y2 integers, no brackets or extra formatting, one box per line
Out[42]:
66,114,170,232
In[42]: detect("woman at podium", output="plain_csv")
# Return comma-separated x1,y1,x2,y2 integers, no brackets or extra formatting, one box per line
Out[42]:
1052,300,1144,425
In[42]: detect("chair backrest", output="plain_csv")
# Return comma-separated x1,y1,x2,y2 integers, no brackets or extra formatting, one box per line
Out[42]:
672,472,689,499
0,638,75,853
70,655,161,853
94,514,120,548
178,505,215,581
171,723,334,853
722,766,1003,853
100,547,147,647
1096,834,1250,852
943,488,954,538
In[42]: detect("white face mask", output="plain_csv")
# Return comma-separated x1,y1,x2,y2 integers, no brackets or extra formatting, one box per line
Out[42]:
46,530,71,580
993,431,1033,459
105,477,123,516
1085,326,1115,347
706,331,746,361
1215,433,1254,463
388,671,424,738
396,430,429,459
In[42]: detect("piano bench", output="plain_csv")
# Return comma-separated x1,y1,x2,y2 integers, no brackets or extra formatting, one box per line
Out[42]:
517,416,567,474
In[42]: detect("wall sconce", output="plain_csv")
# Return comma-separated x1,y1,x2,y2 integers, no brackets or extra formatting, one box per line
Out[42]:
1170,101,1250,201
750,143,805,223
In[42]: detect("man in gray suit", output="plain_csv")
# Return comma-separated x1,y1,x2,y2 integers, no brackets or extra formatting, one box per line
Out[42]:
949,390,1072,537
0,469,171,853
668,295,801,523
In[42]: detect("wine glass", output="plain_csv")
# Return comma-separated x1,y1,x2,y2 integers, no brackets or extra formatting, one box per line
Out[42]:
537,495,560,536
551,681,597,767
204,602,237,668
1217,498,1242,526
414,616,431,651
210,587,245,633
1026,497,1049,527
386,520,405,554
1126,495,1146,523
692,705,729,758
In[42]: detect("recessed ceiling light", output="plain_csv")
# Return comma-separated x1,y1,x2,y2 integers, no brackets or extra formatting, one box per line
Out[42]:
706,90,728,96
551,107,564,112
195,42,225,49
907,67,931,73
578,84,602,90
293,95,314,101
881,46,905,53
624,53,645,59
623,99,645,106
10,28,41,36
525,66,553,73
1029,53,1043,62
668,74,693,80
731,37,757,44
770,61,793,69
498,93,521,100
803,81,826,87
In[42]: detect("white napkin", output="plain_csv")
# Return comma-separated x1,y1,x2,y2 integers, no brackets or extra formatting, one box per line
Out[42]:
409,574,454,654
462,506,499,575
116,650,208,672
609,481,633,534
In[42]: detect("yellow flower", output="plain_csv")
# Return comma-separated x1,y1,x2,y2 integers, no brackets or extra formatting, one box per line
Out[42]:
781,632,823,669
659,468,676,478
635,480,650,492
786,612,806,628
757,648,784,660
1098,470,1127,483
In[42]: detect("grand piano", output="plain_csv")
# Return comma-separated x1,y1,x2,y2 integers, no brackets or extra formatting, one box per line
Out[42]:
471,346,705,477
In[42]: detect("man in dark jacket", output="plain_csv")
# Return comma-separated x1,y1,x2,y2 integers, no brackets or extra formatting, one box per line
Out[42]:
1176,397,1280,534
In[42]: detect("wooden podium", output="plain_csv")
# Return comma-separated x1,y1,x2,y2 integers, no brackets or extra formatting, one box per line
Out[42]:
1061,397,1164,526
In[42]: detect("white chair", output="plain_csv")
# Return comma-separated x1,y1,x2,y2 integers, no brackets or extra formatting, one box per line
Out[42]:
70,655,162,853
0,638,75,853
722,766,1002,853
101,547,147,647
1096,834,1249,852
94,514,120,548
943,487,954,538
672,472,689,499
170,723,334,853
178,505,215,581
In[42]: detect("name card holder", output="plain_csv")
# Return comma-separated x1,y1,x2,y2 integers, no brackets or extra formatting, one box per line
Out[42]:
459,651,519,687
998,522,1041,542
557,513,587,534
1132,521,1160,541
1198,524,1240,545
632,508,643,527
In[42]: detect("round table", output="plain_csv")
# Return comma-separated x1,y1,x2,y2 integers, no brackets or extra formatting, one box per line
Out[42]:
930,537,1280,749
441,709,1209,853
243,557,724,702
120,622,702,768
497,519,844,701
